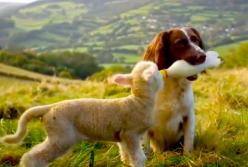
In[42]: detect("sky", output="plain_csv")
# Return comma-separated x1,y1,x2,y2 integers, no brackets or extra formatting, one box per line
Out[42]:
0,0,38,3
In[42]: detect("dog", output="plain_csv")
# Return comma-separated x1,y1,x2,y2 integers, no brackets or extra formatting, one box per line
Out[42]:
143,26,206,154
1,61,164,167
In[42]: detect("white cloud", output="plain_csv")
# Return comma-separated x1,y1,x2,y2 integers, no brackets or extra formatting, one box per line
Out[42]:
0,0,38,3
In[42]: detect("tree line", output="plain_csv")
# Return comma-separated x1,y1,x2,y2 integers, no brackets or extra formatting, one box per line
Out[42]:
0,51,101,79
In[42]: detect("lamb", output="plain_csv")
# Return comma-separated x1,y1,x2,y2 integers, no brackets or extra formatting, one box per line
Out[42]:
1,61,164,167
0,53,220,167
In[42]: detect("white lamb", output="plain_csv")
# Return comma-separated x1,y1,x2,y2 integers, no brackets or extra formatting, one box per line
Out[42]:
0,52,220,167
1,61,164,167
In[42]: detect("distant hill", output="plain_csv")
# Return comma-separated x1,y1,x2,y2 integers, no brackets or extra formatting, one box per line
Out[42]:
0,0,247,64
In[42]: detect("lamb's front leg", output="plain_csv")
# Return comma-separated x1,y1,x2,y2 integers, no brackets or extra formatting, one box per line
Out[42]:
117,142,130,165
120,133,146,167
183,111,195,154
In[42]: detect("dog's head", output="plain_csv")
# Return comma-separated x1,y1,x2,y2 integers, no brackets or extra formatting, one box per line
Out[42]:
143,27,206,81
110,61,163,95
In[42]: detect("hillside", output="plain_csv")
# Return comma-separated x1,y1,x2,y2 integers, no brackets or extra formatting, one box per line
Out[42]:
0,0,247,64
0,63,83,84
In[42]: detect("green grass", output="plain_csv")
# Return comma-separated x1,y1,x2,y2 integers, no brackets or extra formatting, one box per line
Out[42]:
0,63,49,80
212,39,248,56
0,66,248,166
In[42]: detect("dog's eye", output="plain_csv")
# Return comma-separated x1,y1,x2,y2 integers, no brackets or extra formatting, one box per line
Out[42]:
176,39,188,48
190,36,199,43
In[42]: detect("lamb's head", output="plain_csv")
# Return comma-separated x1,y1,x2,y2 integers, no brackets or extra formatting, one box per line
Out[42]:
111,61,164,98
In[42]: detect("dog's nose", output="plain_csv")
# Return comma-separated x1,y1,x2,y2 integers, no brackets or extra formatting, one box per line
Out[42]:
196,53,206,64
192,53,206,65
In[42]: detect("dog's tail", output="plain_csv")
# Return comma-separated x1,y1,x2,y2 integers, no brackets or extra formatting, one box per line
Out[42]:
0,105,52,144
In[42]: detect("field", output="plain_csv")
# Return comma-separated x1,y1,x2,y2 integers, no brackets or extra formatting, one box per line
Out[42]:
0,43,248,166
213,39,248,56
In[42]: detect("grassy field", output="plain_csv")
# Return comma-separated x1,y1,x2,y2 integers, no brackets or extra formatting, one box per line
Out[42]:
0,62,248,166
213,39,248,57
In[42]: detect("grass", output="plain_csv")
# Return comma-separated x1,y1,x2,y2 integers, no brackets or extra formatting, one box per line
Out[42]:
212,39,248,57
0,66,248,166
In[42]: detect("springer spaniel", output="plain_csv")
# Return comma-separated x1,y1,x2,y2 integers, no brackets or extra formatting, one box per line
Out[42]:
143,27,206,153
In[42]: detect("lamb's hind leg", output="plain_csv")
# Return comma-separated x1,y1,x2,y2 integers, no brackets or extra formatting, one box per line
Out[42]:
21,117,79,167
21,137,73,167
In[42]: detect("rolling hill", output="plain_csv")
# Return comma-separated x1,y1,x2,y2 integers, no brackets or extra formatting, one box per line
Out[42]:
0,0,247,64
0,62,83,84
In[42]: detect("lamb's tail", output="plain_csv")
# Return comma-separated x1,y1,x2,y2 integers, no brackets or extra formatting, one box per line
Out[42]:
0,105,52,144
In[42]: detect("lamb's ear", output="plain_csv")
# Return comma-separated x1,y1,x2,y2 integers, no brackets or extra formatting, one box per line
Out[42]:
142,65,157,82
110,74,132,87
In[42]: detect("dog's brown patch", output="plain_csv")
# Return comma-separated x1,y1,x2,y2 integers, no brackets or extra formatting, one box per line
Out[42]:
178,122,183,131
148,130,154,138
183,116,188,123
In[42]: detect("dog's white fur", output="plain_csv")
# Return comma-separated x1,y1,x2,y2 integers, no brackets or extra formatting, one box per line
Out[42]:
150,77,195,153
1,61,164,167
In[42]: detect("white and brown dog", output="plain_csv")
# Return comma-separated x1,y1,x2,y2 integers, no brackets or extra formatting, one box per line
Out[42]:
143,27,208,154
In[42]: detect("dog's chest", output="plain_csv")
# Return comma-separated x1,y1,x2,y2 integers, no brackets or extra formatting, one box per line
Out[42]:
152,78,194,142
155,78,194,120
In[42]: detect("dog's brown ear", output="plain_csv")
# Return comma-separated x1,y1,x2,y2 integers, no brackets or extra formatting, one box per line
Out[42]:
189,27,205,50
143,31,171,70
